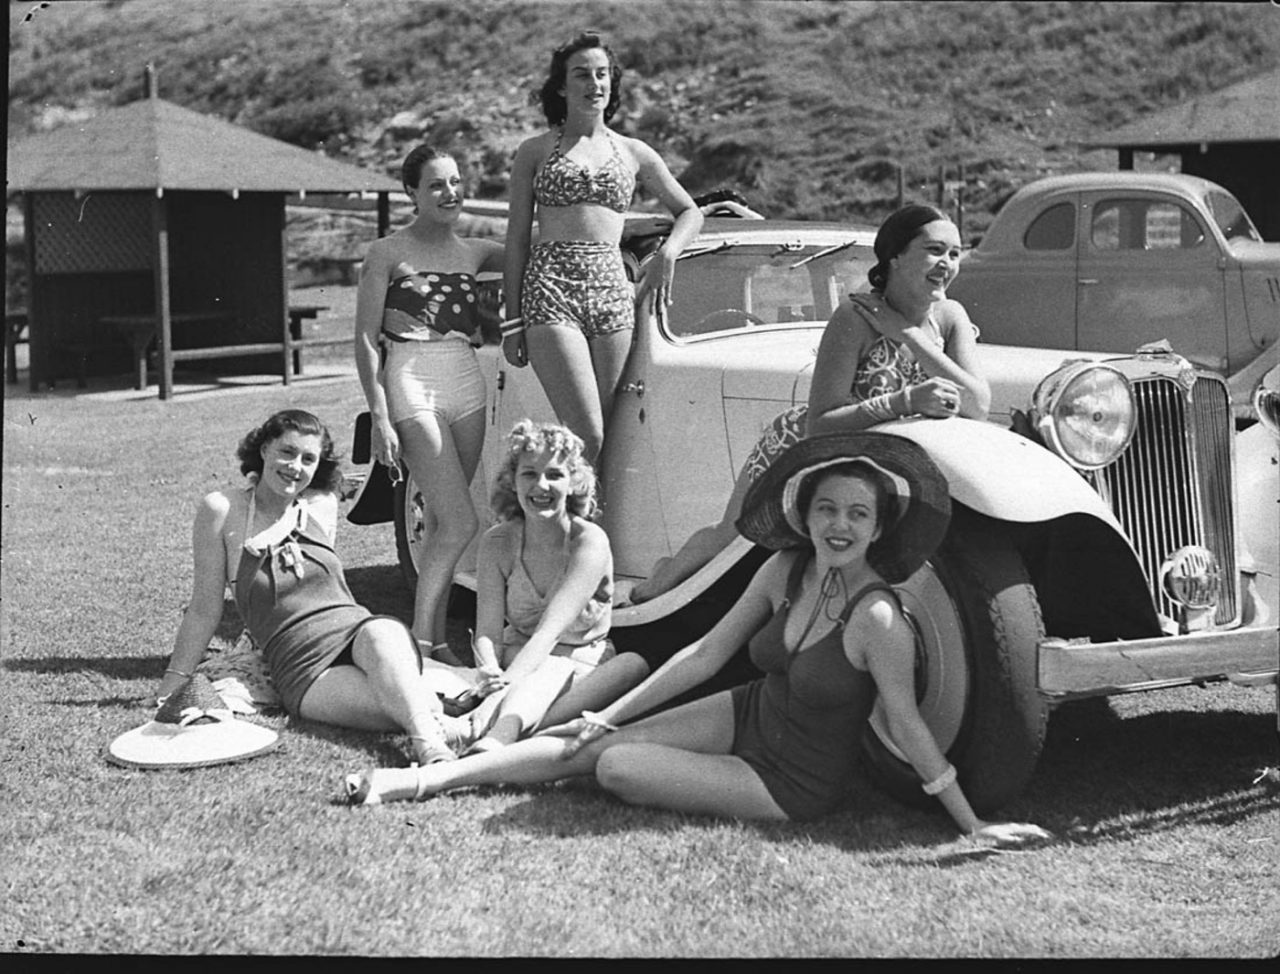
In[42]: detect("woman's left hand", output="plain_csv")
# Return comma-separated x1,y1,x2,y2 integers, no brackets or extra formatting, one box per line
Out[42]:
968,821,1053,848
635,251,677,314
473,664,508,698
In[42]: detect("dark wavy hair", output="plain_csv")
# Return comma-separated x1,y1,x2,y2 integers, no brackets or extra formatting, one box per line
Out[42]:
237,409,342,494
490,420,598,520
401,143,455,196
868,203,951,291
536,31,623,127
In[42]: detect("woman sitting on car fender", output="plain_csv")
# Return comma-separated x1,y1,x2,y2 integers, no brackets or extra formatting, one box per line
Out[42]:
628,203,989,603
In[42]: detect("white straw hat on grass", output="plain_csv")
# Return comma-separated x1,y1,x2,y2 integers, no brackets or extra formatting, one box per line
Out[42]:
105,672,280,770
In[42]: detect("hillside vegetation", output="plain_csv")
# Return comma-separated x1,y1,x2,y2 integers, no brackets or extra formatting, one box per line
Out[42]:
8,0,1279,241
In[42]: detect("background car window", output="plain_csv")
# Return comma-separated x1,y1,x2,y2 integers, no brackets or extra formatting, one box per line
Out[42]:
665,247,870,338
1091,199,1204,251
1023,202,1075,250
1206,191,1262,243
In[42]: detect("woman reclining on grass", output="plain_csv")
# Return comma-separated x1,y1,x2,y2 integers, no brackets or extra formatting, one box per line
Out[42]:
157,408,469,766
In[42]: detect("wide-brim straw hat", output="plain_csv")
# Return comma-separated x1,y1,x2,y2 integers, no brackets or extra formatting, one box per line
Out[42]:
734,430,951,584
105,672,280,770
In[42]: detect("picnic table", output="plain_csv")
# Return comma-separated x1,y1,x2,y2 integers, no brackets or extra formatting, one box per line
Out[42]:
99,311,231,390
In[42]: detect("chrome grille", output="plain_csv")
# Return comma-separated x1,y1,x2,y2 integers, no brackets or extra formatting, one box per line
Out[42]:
1088,374,1238,626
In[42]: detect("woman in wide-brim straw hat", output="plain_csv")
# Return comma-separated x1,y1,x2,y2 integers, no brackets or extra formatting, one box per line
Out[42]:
345,432,1050,844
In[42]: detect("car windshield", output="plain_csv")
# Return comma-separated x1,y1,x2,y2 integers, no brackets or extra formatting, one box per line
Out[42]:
664,242,873,338
1206,191,1262,243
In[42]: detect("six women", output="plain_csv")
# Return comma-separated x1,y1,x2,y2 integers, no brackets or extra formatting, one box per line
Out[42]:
153,31,1047,842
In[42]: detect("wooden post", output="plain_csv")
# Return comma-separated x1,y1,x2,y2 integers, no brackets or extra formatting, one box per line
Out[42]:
896,164,904,210
937,163,945,207
377,191,391,238
153,192,174,400
955,162,965,240
23,194,41,391
1119,147,1134,170
281,194,293,384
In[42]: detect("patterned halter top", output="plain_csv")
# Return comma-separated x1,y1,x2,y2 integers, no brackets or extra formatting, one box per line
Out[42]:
533,129,635,213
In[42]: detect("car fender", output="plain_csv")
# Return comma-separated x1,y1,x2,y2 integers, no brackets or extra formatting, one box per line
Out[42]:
872,416,1126,535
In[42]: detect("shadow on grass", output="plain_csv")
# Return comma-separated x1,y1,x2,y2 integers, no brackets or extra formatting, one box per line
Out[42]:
457,696,1280,863
344,564,414,621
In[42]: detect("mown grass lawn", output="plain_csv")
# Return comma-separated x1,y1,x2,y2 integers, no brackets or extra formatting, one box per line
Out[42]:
2,370,1277,958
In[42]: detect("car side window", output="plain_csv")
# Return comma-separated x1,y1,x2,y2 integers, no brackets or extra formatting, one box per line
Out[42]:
1023,202,1075,250
1091,199,1205,251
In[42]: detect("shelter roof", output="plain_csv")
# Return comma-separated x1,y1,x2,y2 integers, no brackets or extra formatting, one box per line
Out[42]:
6,97,401,194
1082,68,1280,149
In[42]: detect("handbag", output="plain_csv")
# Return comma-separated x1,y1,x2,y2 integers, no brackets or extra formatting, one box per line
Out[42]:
346,412,401,525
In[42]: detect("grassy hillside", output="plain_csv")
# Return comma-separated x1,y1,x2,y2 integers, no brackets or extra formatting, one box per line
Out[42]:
8,0,1279,242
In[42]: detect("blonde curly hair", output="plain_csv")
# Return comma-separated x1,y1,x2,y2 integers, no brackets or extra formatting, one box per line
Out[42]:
490,419,598,520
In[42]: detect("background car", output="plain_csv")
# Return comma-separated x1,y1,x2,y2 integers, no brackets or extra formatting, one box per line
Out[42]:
945,172,1280,418
363,214,1279,814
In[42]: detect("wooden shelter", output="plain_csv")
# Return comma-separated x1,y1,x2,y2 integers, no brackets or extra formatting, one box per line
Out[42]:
1082,68,1280,241
6,82,401,398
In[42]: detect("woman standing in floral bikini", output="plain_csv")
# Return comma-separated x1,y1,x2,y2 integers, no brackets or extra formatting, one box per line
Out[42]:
504,31,703,465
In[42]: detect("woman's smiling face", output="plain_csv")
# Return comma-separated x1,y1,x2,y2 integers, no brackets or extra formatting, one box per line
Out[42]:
891,219,963,301
804,472,883,569
259,430,322,500
516,449,573,519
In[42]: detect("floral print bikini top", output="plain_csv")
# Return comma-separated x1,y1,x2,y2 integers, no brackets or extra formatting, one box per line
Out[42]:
381,267,481,343
847,294,943,401
533,129,635,213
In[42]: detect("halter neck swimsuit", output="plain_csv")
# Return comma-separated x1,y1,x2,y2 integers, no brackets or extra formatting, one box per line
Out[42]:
496,519,614,673
233,489,415,714
533,129,635,213
729,552,891,821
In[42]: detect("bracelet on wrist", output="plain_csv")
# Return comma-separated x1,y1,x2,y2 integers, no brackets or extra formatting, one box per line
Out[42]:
922,764,957,796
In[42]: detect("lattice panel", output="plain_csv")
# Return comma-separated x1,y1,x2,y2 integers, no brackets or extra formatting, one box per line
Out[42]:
33,192,153,274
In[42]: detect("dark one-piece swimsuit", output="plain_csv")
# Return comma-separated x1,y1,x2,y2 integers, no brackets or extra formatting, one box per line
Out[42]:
730,553,892,821
233,494,418,715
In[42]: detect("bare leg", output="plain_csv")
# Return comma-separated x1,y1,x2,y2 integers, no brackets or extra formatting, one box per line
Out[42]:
346,689,779,819
538,652,649,728
526,325,604,463
396,411,481,650
587,328,633,442
300,618,453,764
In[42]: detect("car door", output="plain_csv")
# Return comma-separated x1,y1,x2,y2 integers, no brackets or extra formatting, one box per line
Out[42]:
949,197,1079,351
1076,191,1227,371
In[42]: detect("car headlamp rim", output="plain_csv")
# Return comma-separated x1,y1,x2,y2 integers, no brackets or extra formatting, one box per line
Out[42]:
1252,369,1280,439
1032,363,1136,470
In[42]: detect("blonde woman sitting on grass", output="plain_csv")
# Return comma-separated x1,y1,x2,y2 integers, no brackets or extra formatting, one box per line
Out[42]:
452,419,649,754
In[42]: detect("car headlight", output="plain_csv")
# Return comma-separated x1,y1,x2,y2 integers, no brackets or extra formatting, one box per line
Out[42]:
1253,364,1280,439
1032,363,1136,469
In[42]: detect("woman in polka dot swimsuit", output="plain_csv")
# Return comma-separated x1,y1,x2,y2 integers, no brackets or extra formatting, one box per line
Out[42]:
355,144,505,664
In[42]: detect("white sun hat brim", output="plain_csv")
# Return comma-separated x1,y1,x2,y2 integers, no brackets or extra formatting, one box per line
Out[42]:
105,713,280,770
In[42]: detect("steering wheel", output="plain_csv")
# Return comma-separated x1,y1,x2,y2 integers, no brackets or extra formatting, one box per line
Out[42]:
691,309,766,333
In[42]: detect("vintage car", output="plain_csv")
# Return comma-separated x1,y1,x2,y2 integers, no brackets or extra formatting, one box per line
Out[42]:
945,172,1280,418
355,214,1279,814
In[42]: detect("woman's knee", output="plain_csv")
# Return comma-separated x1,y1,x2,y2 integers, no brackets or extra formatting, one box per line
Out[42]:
594,743,651,801
354,618,418,669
